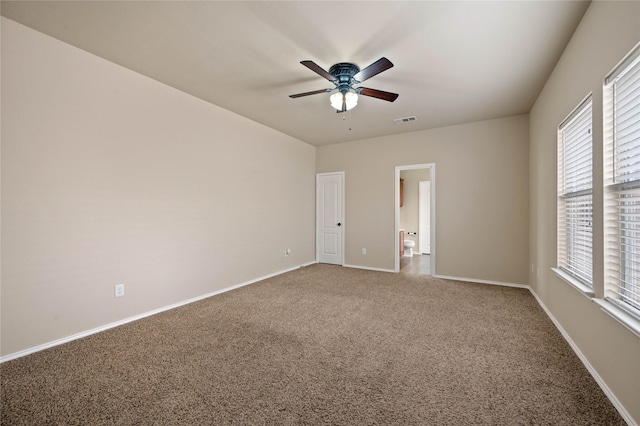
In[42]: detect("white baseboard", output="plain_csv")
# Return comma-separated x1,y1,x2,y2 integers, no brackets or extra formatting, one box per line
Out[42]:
434,274,529,289
0,261,317,364
343,264,396,273
528,289,636,426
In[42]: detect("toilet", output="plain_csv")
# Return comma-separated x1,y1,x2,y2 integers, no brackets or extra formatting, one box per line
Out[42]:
403,239,416,257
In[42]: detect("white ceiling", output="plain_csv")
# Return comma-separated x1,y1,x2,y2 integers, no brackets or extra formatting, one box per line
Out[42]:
1,1,590,146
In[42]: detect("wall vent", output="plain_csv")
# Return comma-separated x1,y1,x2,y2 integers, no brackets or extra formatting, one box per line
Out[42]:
393,116,417,124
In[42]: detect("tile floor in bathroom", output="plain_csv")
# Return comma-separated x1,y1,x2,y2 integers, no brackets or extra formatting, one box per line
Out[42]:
400,254,431,275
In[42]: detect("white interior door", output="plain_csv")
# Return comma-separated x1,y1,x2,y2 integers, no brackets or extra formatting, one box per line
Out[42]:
317,172,344,265
419,180,431,254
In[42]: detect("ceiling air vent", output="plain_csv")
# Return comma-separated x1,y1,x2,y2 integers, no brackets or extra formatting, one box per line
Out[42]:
394,116,417,124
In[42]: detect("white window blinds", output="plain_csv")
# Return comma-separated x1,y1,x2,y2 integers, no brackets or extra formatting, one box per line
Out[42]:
558,96,593,286
604,44,640,319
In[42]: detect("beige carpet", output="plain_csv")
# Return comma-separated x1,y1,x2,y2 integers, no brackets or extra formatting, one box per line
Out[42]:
1,264,625,425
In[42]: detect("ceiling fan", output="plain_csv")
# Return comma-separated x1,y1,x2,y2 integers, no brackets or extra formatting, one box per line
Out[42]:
289,57,399,112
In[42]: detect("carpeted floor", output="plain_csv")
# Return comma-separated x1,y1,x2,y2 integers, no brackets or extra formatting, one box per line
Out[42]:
0,264,625,425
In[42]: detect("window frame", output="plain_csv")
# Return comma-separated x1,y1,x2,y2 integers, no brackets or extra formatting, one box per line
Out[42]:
602,42,640,332
555,94,594,295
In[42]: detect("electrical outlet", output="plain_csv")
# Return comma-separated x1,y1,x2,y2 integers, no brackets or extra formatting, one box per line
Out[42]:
285,248,291,256
115,284,125,298
362,248,367,255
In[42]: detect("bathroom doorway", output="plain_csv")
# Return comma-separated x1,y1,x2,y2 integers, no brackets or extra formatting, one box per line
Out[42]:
395,164,435,274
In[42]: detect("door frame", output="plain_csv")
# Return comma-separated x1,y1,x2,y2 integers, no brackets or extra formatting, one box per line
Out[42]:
316,171,345,265
395,164,436,274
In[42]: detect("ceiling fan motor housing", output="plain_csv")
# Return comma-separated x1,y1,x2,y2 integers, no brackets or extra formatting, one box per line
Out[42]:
329,62,360,93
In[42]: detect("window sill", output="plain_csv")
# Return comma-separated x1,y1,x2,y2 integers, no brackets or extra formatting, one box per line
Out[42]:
593,299,640,338
551,268,595,298
552,268,640,337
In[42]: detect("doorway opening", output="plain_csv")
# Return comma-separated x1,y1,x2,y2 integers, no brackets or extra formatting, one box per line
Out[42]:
395,164,435,274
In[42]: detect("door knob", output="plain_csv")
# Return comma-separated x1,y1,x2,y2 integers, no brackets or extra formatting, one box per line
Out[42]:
337,223,342,226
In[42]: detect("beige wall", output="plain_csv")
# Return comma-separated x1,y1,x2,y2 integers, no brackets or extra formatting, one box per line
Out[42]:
529,1,640,423
1,18,316,357
317,115,529,284
399,168,430,250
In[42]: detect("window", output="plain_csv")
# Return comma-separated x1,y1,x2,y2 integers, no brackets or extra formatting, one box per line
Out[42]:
604,43,640,321
557,96,593,288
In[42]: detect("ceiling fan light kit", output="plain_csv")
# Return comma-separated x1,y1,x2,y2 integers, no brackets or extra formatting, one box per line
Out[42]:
330,91,358,111
290,57,398,113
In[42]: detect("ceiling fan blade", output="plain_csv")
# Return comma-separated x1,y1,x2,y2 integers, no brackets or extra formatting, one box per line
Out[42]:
353,57,394,83
358,87,399,102
300,60,336,82
289,88,332,98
